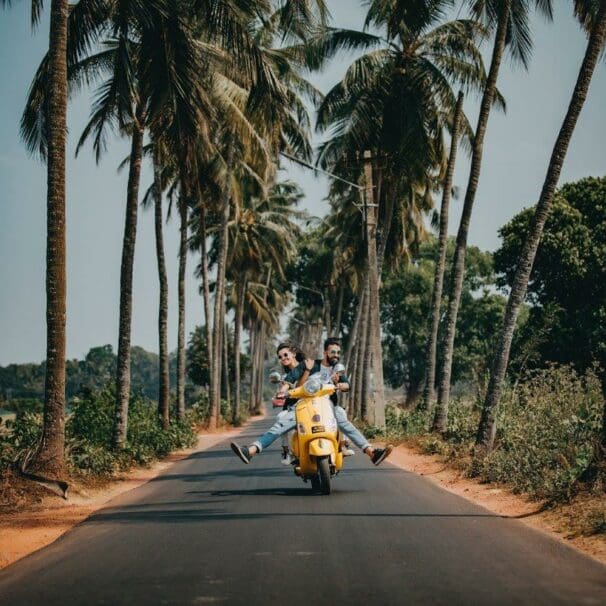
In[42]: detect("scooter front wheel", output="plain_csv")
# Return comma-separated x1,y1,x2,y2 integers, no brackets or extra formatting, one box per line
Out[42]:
318,456,331,495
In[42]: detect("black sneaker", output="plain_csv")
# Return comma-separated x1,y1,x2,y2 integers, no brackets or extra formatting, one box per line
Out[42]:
231,442,251,464
371,445,393,466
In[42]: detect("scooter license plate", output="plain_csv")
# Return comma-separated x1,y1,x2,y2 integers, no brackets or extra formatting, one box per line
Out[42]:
311,425,325,433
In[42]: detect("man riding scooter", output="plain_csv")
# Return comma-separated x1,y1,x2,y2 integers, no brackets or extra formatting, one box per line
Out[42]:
230,339,393,466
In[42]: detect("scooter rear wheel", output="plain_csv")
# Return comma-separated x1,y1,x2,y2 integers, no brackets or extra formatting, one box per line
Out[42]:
318,456,331,495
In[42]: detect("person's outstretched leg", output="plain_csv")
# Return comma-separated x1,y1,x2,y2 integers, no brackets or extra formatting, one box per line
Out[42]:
231,409,296,464
333,405,393,466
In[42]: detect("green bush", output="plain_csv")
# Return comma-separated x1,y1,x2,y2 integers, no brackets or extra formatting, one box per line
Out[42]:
1,387,198,477
3,398,44,415
187,395,239,427
68,388,114,447
384,405,431,438
477,365,603,501
357,365,604,504
444,397,482,443
0,412,42,469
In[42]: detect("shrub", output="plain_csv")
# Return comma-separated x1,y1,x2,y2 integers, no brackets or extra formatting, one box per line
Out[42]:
187,395,241,427
477,365,603,501
68,388,114,447
384,405,431,438
1,387,199,478
0,412,43,470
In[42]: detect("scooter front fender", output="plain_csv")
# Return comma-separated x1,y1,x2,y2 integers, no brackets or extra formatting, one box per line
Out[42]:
308,438,336,458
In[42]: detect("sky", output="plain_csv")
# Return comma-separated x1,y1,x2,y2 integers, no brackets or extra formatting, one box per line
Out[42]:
0,2,604,366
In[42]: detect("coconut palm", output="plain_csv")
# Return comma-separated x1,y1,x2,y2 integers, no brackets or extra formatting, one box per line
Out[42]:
200,9,325,426
224,181,304,421
477,1,606,450
138,142,173,428
3,0,71,477
433,0,554,434
314,0,490,425
420,91,465,413
71,3,213,445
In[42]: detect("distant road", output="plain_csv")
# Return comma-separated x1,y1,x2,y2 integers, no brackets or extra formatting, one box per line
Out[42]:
0,414,605,605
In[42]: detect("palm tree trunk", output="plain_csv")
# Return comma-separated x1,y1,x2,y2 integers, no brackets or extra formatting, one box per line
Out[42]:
334,284,344,339
198,201,213,380
28,0,68,477
361,276,372,421
477,4,606,450
248,320,257,414
254,323,266,413
222,317,231,411
355,282,370,419
363,152,385,427
376,172,394,273
153,145,170,429
433,0,511,434
114,105,145,448
233,278,246,423
420,91,464,413
176,194,187,419
324,294,332,338
210,143,234,429
344,285,364,417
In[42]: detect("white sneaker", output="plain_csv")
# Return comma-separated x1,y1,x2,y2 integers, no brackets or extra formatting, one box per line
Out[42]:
281,453,295,466
343,448,355,457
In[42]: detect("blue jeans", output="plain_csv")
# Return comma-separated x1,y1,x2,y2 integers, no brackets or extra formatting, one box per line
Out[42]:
334,405,371,451
253,409,296,452
252,405,370,453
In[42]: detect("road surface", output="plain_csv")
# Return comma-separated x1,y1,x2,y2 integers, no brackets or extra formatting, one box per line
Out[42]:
1,413,605,605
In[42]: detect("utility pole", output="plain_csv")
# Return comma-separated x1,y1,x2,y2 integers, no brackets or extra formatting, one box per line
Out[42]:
362,151,385,427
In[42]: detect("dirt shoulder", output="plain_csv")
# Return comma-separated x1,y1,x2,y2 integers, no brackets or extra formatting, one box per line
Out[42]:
2,422,604,571
387,442,606,566
0,423,250,570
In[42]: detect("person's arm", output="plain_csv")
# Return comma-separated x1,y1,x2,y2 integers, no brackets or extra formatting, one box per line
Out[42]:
332,371,350,393
296,358,315,386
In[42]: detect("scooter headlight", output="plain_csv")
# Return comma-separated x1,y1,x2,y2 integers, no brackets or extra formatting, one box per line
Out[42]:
304,378,322,395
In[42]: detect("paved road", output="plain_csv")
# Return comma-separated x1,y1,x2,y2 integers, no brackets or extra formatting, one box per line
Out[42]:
1,413,605,605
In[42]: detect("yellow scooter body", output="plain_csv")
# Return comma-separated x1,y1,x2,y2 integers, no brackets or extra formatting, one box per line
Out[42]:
289,390,343,478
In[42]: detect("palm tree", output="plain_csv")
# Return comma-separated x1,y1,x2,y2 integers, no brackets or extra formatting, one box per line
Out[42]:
198,1,325,425
3,0,70,477
420,91,465,413
71,3,212,445
314,0,488,424
224,181,305,421
151,144,170,428
140,147,172,424
433,0,553,433
33,0,68,477
477,1,606,450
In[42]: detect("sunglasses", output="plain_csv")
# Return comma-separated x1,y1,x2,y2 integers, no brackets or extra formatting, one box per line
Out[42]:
278,352,291,359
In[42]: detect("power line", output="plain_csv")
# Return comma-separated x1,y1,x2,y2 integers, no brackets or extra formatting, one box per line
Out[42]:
279,151,364,191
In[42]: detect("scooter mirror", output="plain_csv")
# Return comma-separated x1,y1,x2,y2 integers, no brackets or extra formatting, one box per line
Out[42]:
333,363,346,375
268,371,282,384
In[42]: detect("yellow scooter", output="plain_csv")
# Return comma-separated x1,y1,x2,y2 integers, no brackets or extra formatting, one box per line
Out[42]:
286,378,345,495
